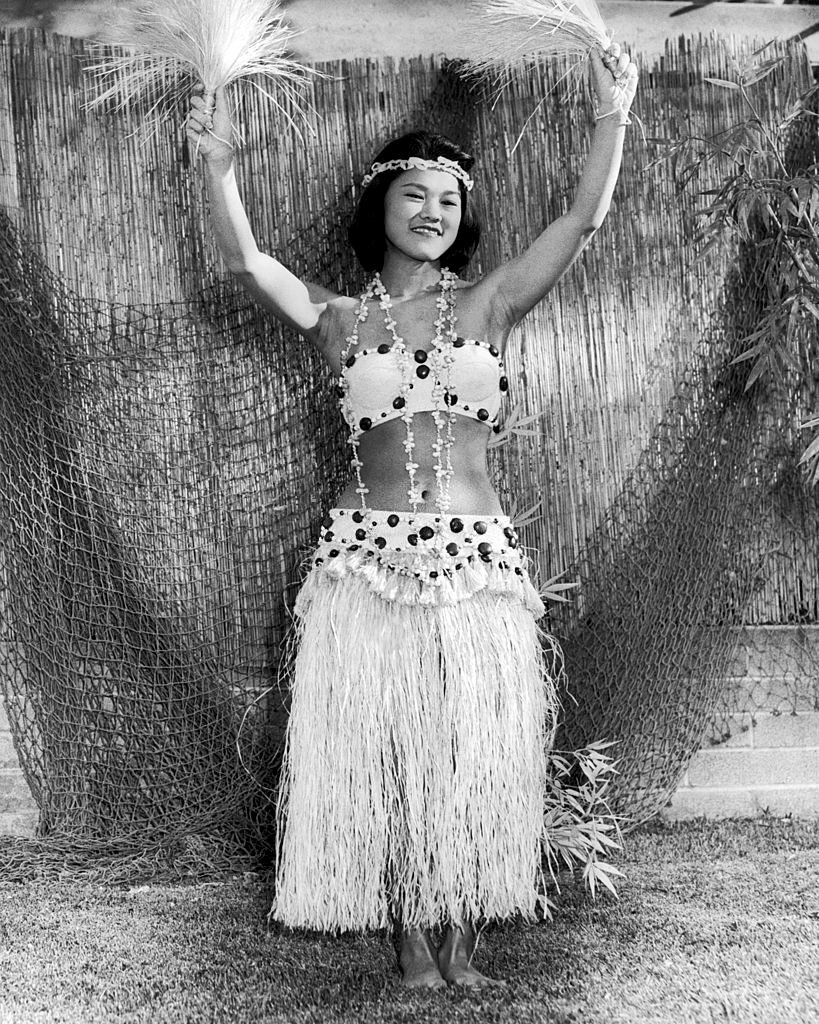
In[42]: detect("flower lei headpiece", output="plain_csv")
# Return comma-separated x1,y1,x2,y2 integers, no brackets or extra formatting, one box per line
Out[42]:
361,156,474,192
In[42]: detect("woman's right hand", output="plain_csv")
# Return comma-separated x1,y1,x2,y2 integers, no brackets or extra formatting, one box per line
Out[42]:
186,84,234,163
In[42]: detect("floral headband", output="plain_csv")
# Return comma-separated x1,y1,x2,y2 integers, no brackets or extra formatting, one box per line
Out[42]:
361,156,474,192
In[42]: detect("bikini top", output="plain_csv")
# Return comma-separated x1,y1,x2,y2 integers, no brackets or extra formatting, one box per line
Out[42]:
340,337,508,439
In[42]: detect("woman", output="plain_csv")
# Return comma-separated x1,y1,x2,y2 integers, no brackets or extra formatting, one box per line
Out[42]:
187,44,638,988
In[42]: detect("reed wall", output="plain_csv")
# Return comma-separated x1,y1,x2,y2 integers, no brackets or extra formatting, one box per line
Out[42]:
0,29,814,628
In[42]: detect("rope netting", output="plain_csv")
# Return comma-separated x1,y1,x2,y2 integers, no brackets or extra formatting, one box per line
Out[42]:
0,30,817,876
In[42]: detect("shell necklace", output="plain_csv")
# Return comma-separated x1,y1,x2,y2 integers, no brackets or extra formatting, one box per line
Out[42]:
338,268,458,517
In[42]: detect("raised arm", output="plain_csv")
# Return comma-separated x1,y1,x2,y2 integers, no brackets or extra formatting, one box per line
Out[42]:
186,87,336,346
483,45,639,328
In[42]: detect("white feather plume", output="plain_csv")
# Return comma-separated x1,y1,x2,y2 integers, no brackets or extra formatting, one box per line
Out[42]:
84,0,312,133
462,0,613,75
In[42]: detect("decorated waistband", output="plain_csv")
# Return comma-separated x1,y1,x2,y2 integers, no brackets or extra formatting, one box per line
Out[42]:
314,507,520,568
299,508,545,612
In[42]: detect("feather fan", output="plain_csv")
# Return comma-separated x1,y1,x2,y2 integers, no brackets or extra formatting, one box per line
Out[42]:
84,0,312,136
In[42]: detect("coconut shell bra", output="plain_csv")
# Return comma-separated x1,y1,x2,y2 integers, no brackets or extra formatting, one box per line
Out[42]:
341,337,508,439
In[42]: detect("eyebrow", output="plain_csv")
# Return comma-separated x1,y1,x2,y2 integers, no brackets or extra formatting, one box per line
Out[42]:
401,180,460,197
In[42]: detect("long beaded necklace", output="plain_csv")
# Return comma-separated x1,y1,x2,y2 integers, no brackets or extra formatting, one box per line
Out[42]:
338,268,458,518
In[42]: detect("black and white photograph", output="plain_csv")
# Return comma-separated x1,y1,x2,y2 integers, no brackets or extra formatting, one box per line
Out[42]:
0,1,818,1021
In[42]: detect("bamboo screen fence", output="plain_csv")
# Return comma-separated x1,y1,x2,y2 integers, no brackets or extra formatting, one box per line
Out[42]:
0,29,817,874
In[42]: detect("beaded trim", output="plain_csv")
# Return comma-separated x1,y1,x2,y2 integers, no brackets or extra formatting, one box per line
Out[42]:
361,157,474,192
338,270,459,517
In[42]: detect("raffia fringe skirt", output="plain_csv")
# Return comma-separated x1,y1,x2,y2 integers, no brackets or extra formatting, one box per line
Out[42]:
271,507,561,933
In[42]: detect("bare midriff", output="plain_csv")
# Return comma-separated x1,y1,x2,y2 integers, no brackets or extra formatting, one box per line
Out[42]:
324,279,507,516
333,413,504,515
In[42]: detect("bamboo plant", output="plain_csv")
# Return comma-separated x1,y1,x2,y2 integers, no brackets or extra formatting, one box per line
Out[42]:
650,42,819,484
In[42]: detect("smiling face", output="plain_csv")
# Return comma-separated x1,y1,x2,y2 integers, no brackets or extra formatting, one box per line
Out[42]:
382,168,463,265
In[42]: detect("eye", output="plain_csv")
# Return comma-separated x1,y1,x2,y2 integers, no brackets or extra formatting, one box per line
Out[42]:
442,199,459,207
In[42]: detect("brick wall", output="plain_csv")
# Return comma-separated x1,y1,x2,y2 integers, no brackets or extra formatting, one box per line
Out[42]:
2,627,818,835
0,701,38,835
665,626,819,819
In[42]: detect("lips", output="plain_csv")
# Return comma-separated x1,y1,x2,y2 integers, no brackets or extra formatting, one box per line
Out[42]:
411,225,443,236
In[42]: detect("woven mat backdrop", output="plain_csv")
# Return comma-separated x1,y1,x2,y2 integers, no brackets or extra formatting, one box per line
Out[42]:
0,30,817,873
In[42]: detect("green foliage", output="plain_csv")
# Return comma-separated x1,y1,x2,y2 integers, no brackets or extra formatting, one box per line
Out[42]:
650,43,819,485
542,741,623,911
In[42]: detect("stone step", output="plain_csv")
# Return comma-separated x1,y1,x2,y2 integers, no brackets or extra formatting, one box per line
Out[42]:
663,784,819,820
0,809,39,836
0,730,23,770
0,769,36,815
708,711,819,749
684,747,819,788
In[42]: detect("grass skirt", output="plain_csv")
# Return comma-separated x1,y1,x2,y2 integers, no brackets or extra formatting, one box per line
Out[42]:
271,508,561,933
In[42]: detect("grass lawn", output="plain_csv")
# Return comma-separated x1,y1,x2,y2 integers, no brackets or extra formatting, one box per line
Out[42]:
0,818,817,1024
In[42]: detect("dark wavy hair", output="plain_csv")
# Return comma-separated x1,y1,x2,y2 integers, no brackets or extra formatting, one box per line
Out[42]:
349,131,480,274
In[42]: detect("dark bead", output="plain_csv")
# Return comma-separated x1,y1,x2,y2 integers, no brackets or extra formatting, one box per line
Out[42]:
408,533,418,546
419,526,435,541
449,518,463,533
393,396,405,409
315,557,324,566
352,510,364,523
453,336,465,348
515,567,523,576
499,376,509,392
503,526,515,539
349,544,360,551
387,514,400,527
429,571,438,579
474,521,488,535
328,549,339,558
478,541,492,556
493,424,501,434
375,536,386,549
359,417,372,431
416,364,430,380
355,528,366,541
414,349,428,363
322,514,333,528
324,530,334,541
444,392,458,406
477,408,489,421
480,553,492,563
377,343,390,354
489,344,499,357
345,355,356,367
446,542,459,556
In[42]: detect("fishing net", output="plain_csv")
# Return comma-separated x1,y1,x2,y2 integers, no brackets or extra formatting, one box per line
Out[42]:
0,31,816,877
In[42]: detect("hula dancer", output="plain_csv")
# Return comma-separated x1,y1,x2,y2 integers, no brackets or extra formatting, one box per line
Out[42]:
187,42,637,987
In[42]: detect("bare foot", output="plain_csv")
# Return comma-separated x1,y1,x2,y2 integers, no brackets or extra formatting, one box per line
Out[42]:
399,928,447,990
438,922,506,987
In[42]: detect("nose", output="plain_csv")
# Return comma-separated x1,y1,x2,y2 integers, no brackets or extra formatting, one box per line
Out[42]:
420,198,442,221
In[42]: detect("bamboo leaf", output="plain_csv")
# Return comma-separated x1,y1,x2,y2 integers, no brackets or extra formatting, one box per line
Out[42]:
703,77,741,91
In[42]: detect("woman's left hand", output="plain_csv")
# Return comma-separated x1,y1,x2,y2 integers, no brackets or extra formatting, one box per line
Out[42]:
590,43,638,124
